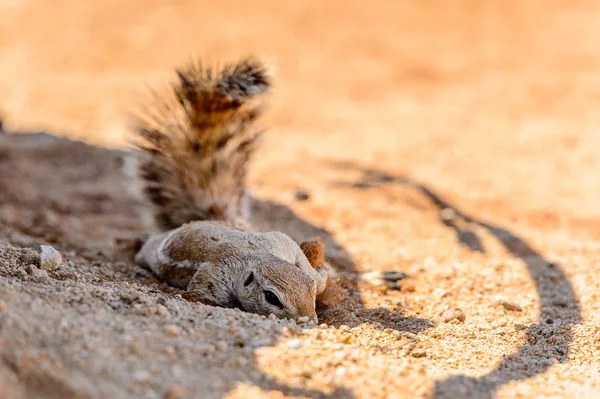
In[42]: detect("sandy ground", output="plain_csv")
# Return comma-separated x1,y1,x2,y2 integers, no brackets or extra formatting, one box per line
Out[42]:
1,0,600,398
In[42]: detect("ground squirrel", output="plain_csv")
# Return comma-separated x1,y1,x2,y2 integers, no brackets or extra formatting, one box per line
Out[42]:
132,57,328,322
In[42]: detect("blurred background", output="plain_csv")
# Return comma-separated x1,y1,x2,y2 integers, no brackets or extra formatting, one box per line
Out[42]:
1,0,600,243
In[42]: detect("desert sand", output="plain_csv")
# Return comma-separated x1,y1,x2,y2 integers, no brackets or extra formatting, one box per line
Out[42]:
0,1,599,398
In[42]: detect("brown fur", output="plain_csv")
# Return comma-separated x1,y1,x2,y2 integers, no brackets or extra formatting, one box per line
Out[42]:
135,221,321,321
132,57,270,231
299,238,326,270
300,238,346,310
132,57,332,321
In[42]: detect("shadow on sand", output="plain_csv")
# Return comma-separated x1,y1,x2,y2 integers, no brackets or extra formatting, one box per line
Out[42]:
6,132,569,398
0,132,359,398
330,161,581,399
0,132,425,398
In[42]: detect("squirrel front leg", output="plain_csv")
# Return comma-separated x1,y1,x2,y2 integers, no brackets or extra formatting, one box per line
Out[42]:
134,229,212,290
299,237,408,312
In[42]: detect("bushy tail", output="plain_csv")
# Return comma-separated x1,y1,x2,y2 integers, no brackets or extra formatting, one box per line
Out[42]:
132,57,271,231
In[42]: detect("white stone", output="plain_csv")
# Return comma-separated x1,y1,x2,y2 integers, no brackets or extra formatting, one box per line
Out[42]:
287,339,303,349
39,245,62,271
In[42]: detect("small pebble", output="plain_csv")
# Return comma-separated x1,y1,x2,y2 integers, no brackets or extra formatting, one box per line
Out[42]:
281,326,294,337
440,307,466,323
250,338,270,348
268,313,277,320
514,323,528,331
215,341,227,351
155,305,171,317
30,267,49,281
301,369,313,378
164,346,175,355
164,325,180,337
411,348,427,358
294,189,311,201
497,299,523,312
195,344,215,355
360,271,407,288
287,339,303,349
439,208,457,221
393,331,417,340
401,281,416,293
551,299,568,307
39,245,62,271
156,297,167,306
132,370,150,383
297,316,310,324
164,385,186,399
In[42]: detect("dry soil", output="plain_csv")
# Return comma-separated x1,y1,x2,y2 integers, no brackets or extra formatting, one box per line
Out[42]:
0,1,599,398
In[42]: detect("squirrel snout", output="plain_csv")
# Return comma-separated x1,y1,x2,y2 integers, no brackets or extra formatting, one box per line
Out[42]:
292,302,318,324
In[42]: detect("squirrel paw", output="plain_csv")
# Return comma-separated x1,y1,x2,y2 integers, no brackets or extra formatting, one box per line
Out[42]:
299,237,329,294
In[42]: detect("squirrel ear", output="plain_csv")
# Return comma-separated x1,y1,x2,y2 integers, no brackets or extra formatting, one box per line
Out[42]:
299,237,326,270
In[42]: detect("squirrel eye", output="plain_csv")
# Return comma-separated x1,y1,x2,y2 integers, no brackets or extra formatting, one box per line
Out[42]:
244,272,254,287
263,290,284,309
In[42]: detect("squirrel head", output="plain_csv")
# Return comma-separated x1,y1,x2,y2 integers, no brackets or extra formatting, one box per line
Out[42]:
235,254,318,322
187,251,318,322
